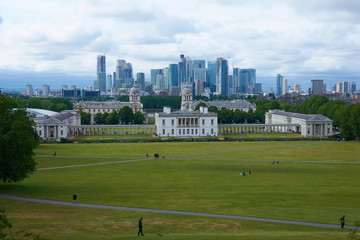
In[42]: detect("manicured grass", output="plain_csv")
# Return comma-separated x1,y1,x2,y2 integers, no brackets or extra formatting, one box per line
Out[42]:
1,141,359,239
222,133,302,138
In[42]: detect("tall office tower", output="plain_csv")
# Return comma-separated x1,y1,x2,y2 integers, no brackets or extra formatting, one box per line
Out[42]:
106,75,112,91
232,68,240,94
114,59,126,88
168,64,179,88
163,67,169,89
123,63,134,88
311,80,324,95
336,82,343,93
178,54,186,87
26,84,33,96
239,69,256,94
277,74,284,95
195,79,204,96
343,81,350,93
282,78,288,95
42,85,50,97
136,72,145,89
254,83,262,94
156,74,166,89
96,55,106,92
216,57,228,95
228,75,233,95
71,85,77,90
207,61,217,92
294,84,301,94
113,72,116,87
151,69,163,87
169,86,179,96
351,81,357,93
185,56,193,83
193,60,206,84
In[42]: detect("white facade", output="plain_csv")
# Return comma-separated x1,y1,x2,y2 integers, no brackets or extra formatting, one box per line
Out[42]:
192,99,256,112
265,109,333,137
155,107,218,137
33,110,81,139
74,85,143,124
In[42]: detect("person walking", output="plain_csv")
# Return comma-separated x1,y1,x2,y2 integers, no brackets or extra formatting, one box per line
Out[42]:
73,193,77,203
340,215,345,229
53,151,56,157
138,217,144,236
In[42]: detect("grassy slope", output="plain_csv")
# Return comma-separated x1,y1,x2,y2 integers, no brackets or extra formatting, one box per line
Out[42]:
1,141,359,239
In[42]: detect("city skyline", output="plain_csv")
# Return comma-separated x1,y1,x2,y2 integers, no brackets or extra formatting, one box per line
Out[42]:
0,0,360,90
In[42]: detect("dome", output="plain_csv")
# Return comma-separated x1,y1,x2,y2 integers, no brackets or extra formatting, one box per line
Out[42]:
130,85,140,94
182,85,192,95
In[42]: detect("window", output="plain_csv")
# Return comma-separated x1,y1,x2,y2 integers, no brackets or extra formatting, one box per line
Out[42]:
187,129,190,134
195,129,198,134
162,119,165,126
202,119,205,125
172,129,174,135
211,119,214,125
179,129,181,135
211,128,214,134
202,129,205,134
171,120,174,126
61,130,63,135
163,129,165,135
191,129,194,134
183,129,185,134
39,130,42,135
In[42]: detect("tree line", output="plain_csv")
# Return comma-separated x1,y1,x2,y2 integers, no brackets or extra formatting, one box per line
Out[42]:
14,96,72,112
80,106,145,125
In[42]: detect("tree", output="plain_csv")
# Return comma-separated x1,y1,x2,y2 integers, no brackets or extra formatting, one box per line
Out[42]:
94,113,103,125
134,111,145,124
350,103,360,138
218,108,233,124
119,106,134,124
0,91,38,183
0,210,11,239
194,102,207,111
79,111,91,125
106,110,119,125
208,106,218,113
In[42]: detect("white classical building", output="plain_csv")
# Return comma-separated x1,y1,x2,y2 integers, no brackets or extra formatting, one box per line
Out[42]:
156,85,218,137
31,109,81,139
73,84,143,124
155,107,218,137
192,99,256,112
265,109,333,137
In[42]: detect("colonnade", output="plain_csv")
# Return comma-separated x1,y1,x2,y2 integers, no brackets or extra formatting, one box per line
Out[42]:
218,124,301,134
68,125,156,136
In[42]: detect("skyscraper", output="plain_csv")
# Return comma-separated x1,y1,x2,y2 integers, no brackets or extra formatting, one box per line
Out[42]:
193,60,206,84
151,69,163,87
216,57,228,95
207,61,217,92
351,81,357,93
96,55,106,92
311,80,324,95
42,85,50,97
26,84,33,96
239,69,256,94
282,78,288,95
277,74,284,95
136,72,145,89
178,54,186,87
343,81,350,93
106,75,112,91
195,80,204,96
168,64,179,89
114,59,126,88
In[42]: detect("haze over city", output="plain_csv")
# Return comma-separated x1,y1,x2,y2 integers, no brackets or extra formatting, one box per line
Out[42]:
0,0,360,90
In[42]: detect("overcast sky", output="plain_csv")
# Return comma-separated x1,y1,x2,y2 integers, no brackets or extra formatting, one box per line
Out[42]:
0,0,360,90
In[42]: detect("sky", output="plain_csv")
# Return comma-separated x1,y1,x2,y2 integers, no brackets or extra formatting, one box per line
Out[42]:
0,0,360,91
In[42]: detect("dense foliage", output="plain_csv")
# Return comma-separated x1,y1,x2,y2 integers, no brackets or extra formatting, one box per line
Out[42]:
140,96,181,109
0,91,38,182
92,107,145,125
15,97,72,112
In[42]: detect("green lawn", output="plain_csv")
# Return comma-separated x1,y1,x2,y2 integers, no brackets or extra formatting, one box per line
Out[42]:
74,134,154,140
1,141,359,239
222,133,302,138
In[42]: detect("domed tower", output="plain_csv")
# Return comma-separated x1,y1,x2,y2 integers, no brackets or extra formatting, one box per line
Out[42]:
129,84,142,113
181,83,193,111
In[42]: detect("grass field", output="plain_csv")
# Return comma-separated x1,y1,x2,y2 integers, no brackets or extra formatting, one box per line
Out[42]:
1,141,359,239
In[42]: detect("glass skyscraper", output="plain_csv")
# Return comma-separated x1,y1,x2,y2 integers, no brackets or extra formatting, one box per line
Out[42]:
207,61,217,92
96,55,106,92
216,57,228,95
169,64,178,88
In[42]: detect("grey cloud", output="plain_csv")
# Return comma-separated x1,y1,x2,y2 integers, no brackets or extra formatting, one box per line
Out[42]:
0,16,2,24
